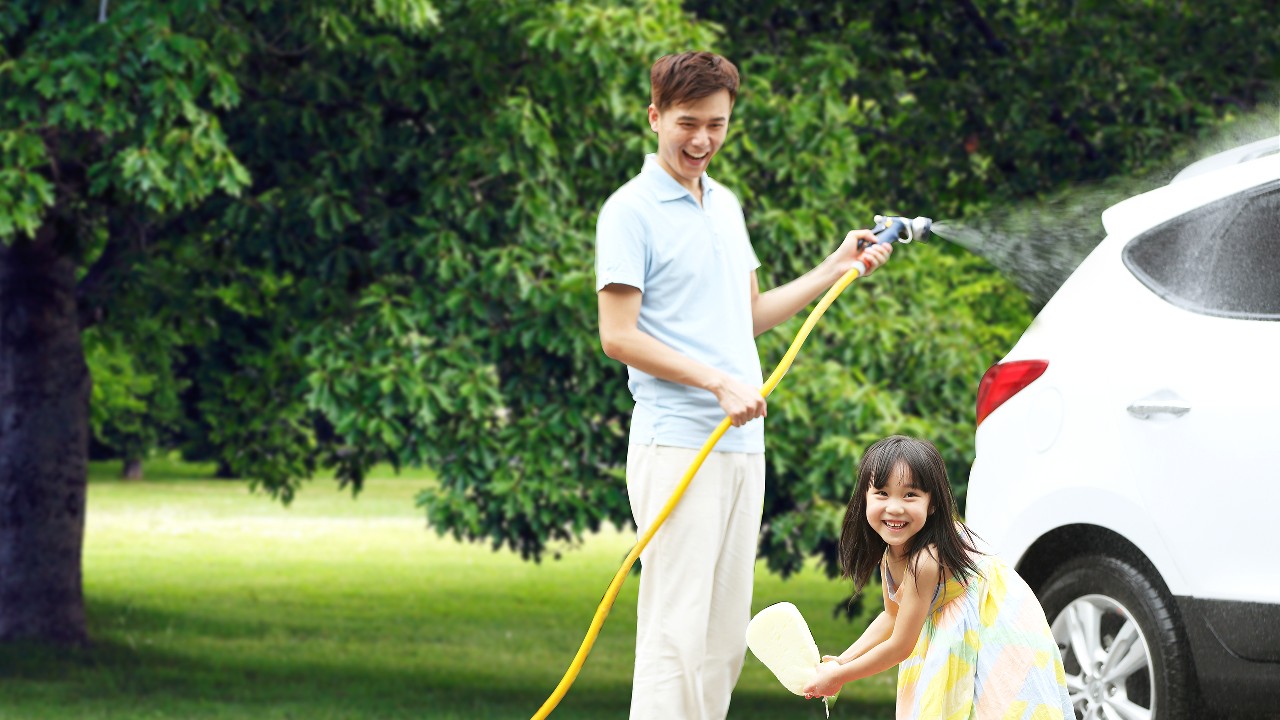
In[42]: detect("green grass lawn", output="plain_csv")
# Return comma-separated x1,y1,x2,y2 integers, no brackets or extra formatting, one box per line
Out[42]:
0,462,895,719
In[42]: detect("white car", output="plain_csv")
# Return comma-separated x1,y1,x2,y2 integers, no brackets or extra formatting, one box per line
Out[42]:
966,137,1280,720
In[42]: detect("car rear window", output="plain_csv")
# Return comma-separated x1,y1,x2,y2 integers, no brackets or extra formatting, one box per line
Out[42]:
1123,180,1280,320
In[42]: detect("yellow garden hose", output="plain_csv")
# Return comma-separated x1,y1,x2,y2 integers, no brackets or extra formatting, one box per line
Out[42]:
530,260,874,720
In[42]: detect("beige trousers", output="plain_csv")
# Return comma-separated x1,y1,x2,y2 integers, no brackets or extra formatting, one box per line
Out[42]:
626,443,766,720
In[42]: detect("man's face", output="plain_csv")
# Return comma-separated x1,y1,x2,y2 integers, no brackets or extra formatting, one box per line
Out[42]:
648,89,732,193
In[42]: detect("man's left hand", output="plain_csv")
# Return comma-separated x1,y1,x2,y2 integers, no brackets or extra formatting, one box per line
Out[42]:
836,229,893,277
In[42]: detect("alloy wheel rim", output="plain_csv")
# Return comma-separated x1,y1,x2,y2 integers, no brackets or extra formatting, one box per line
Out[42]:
1050,594,1155,720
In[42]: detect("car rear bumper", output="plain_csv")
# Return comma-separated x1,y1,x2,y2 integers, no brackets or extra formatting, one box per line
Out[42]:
1178,595,1280,714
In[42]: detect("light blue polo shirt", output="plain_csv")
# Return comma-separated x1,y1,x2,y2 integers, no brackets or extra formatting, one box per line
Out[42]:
596,154,765,453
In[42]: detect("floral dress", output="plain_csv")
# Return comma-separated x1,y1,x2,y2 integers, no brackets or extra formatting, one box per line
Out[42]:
884,552,1075,720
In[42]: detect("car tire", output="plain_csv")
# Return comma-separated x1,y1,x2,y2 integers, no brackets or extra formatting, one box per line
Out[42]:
1038,554,1197,720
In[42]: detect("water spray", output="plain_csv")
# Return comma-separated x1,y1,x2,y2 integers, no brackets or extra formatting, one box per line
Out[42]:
530,215,932,719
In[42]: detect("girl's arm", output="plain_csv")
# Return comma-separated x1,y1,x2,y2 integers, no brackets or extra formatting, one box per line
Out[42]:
803,553,941,697
824,573,897,663
825,610,894,663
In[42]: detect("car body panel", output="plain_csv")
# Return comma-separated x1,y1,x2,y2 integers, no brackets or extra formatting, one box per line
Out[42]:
1170,136,1280,183
968,148,1280,603
967,138,1280,716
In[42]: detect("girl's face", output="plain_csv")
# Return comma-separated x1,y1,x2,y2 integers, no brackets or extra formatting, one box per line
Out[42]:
865,462,933,558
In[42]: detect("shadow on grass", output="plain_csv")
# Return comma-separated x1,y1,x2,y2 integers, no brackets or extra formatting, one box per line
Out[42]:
1,598,895,720
2,598,611,719
87,458,439,486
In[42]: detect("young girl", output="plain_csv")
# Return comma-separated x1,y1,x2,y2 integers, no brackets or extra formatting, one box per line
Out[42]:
801,435,1074,719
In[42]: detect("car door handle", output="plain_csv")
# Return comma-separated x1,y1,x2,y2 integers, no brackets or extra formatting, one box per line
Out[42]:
1126,391,1191,420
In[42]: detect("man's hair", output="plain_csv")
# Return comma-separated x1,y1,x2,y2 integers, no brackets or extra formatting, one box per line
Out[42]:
650,51,739,112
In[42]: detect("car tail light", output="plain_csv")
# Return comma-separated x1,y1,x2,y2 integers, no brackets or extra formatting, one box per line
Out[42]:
976,360,1048,426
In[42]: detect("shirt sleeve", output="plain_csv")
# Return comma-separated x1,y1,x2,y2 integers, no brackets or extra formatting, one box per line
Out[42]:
595,195,647,293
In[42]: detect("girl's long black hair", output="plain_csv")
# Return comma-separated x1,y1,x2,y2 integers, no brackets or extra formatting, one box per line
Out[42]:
839,435,983,595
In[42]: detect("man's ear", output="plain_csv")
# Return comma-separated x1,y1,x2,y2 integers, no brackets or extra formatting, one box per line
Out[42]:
648,103,660,133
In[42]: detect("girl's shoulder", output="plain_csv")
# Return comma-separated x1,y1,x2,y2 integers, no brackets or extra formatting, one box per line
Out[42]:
891,544,942,583
912,544,943,576
885,545,944,604
923,546,949,590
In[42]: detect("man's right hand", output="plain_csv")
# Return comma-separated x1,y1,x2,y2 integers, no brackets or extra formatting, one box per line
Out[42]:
708,372,767,427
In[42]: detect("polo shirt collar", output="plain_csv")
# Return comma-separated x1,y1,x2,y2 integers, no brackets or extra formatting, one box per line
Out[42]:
641,154,715,203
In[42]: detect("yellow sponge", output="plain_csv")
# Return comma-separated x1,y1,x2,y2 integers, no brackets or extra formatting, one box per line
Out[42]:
746,602,823,695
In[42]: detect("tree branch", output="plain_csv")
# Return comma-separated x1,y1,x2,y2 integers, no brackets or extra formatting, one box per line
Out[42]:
1048,102,1102,163
958,0,1009,56
76,224,133,329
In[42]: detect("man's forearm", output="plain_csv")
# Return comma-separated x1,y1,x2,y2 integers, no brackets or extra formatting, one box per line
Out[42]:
599,283,767,426
751,260,841,336
601,325,724,393
752,231,892,336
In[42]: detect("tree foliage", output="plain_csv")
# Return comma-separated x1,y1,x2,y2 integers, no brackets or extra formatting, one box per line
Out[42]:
0,3,249,241
415,0,1279,575
84,324,184,472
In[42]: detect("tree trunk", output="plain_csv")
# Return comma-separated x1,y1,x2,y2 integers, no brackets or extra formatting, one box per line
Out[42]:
0,235,90,645
122,458,143,480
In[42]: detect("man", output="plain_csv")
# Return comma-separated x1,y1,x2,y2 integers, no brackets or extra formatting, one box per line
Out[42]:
595,51,892,720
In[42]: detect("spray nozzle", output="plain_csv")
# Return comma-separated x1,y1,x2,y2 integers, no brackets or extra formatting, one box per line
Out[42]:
870,215,933,246
851,215,932,277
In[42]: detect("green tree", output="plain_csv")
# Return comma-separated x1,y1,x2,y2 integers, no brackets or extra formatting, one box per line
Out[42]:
0,0,438,644
0,1,252,643
84,323,184,478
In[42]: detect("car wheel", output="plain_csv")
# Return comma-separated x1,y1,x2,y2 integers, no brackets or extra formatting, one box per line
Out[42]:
1038,555,1196,720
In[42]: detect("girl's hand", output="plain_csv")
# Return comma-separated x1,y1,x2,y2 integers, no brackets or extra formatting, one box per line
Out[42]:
802,661,845,699
820,654,844,664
